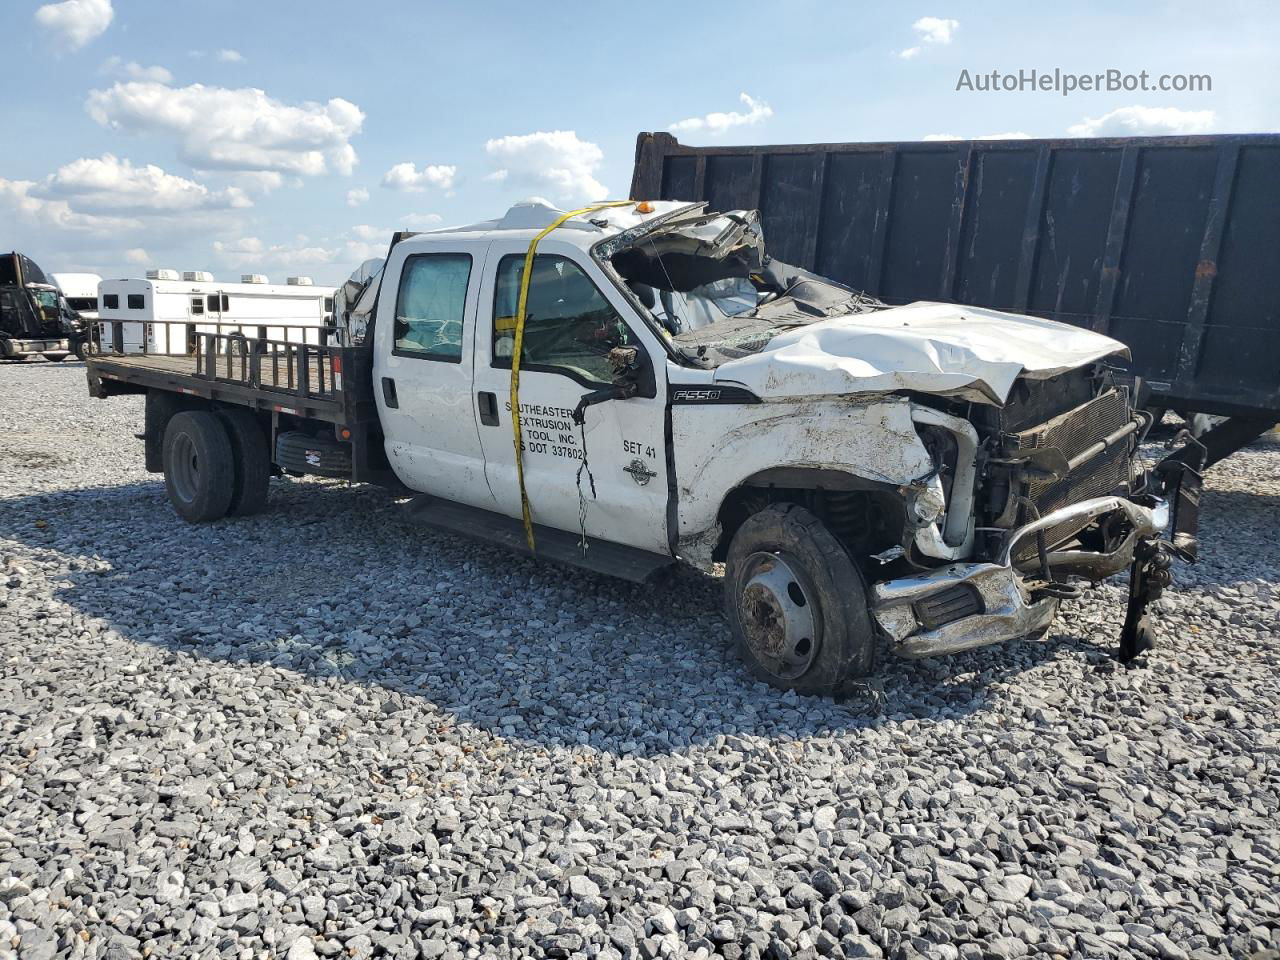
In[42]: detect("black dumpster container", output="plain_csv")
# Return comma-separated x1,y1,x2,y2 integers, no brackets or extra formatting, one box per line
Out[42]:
631,132,1280,461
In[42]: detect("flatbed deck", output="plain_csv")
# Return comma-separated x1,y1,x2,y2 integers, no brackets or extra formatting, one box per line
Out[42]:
86,327,376,427
93,351,334,393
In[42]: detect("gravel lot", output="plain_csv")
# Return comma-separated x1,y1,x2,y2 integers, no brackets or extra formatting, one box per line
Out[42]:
1,361,1278,960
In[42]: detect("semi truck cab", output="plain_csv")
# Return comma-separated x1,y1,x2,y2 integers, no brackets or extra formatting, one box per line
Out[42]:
1,252,82,361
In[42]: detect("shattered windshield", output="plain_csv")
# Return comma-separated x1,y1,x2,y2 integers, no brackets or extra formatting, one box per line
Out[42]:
608,209,886,368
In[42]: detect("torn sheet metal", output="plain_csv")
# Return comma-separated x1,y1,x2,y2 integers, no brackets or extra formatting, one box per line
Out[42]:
673,395,936,568
335,257,384,344
713,301,1129,406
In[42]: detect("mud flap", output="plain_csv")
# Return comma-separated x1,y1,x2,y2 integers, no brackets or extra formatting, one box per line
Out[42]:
1154,432,1206,562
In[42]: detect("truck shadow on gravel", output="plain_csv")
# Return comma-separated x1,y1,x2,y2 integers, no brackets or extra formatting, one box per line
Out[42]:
2,475,1272,755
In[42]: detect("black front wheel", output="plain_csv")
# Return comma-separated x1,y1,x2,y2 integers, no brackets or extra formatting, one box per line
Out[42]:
724,503,876,695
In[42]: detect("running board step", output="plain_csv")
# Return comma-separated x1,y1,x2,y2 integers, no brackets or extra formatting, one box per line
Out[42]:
404,495,675,583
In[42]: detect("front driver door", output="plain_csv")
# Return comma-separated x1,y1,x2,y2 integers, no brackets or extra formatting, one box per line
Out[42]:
471,238,671,555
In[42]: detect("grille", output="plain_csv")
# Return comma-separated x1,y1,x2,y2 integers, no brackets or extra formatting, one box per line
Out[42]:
1006,388,1132,556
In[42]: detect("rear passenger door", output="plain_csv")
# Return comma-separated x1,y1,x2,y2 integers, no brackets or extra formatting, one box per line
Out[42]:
373,240,496,508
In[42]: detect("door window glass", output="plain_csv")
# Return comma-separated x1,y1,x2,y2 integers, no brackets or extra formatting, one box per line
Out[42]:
492,254,633,385
394,253,473,362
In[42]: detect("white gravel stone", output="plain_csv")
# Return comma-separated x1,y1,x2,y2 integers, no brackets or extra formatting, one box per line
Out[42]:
154,868,184,904
1,364,1278,960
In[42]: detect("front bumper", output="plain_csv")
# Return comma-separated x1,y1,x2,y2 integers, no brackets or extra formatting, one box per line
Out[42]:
873,495,1167,659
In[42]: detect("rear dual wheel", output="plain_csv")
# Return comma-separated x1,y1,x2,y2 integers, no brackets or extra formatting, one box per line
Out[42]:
161,409,270,523
219,409,271,516
163,412,235,522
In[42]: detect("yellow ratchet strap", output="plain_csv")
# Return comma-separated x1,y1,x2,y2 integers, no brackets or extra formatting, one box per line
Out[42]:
511,199,635,552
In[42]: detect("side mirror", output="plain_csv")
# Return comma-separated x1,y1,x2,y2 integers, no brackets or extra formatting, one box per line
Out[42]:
608,345,642,385
572,347,649,425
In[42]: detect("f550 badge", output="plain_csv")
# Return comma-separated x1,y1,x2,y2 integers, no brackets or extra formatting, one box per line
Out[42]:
669,385,760,404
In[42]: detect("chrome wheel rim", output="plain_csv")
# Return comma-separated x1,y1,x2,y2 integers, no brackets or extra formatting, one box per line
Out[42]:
738,551,820,681
170,433,199,504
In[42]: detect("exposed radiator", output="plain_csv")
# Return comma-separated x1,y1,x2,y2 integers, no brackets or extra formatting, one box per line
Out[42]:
1005,388,1133,554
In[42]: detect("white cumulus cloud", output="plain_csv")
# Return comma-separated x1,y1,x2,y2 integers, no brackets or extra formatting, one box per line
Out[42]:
899,16,958,59
36,154,250,214
213,237,339,272
215,237,265,256
0,177,139,234
86,80,365,177
213,228,380,280
669,93,773,136
484,131,608,203
103,58,173,83
342,219,444,257
124,247,149,264
1067,105,1215,137
347,187,369,207
35,0,113,50
381,162,457,192
231,171,286,194
217,49,244,63
914,16,959,44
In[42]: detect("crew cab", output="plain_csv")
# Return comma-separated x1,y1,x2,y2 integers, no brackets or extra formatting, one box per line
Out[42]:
85,200,1201,694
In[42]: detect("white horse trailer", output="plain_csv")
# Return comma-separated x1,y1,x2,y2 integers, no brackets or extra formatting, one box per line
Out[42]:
96,271,335,354
50,272,103,321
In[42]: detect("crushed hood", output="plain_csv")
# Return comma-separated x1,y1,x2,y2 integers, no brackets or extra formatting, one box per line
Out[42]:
713,301,1128,405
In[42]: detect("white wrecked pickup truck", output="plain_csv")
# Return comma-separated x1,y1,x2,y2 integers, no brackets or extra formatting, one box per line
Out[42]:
86,200,1202,693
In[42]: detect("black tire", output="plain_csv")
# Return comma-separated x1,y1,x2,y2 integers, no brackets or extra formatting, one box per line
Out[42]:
274,430,353,478
162,411,235,523
73,339,89,361
218,409,271,516
724,503,875,695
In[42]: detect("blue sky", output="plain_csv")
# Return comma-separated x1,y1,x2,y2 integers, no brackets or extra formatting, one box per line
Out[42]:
3,0,1276,286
